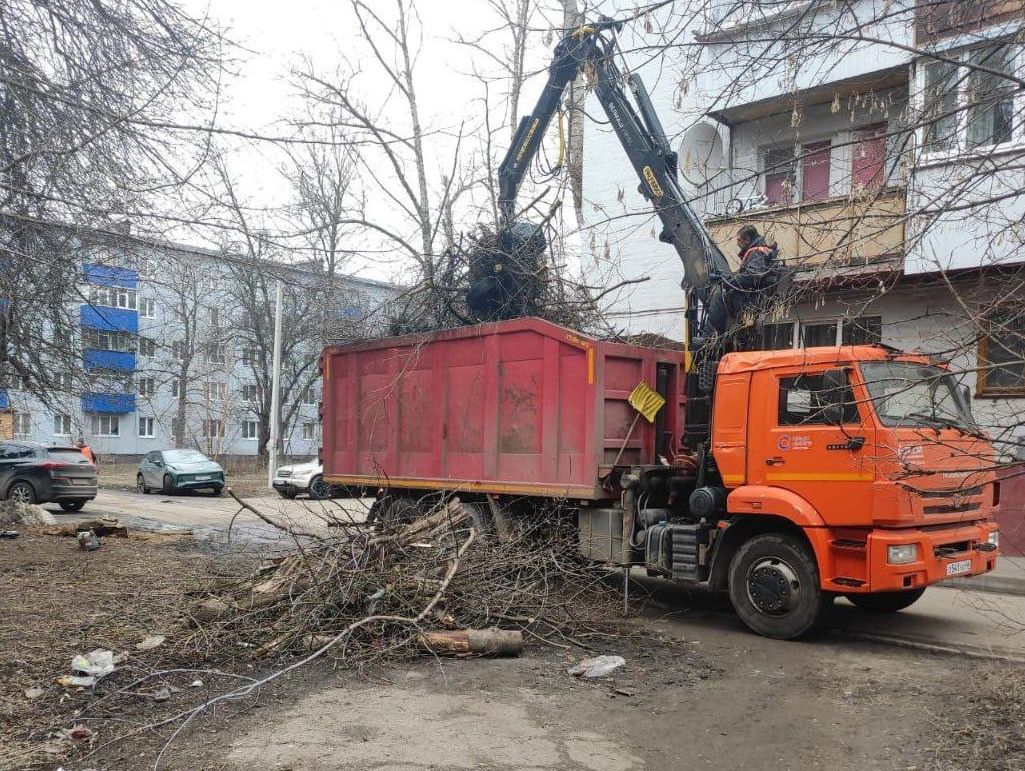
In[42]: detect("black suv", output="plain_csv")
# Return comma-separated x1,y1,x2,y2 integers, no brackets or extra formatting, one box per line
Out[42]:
0,442,97,511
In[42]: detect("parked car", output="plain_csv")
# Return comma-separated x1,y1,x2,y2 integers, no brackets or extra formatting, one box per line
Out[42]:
0,442,97,511
137,449,225,496
272,460,332,499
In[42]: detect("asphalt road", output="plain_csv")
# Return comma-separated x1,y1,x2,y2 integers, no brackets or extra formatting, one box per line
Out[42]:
48,488,1025,660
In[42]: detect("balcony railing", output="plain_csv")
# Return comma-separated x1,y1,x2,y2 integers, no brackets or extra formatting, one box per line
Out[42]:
704,188,906,276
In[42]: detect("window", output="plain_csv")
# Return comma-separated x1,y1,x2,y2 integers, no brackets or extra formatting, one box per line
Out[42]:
978,309,1025,395
301,386,318,405
139,298,156,318
54,372,73,390
302,421,320,440
89,285,137,310
137,377,156,397
209,307,220,327
172,340,187,361
801,322,838,347
90,414,120,436
852,124,887,192
202,419,224,438
12,412,30,437
83,329,136,353
778,370,859,426
242,383,260,402
801,141,831,202
204,381,227,401
53,413,72,436
138,336,156,357
204,342,228,364
967,43,1016,149
171,417,184,441
922,60,959,152
171,379,180,398
763,146,795,205
921,42,1020,154
138,416,155,438
5,372,27,391
242,419,259,440
241,347,259,367
842,316,882,346
762,322,795,350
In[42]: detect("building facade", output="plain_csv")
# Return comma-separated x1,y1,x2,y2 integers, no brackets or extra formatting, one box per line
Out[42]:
582,0,1025,459
1,232,395,459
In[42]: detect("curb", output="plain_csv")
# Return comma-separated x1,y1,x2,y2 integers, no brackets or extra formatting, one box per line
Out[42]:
827,627,1025,664
940,573,1025,598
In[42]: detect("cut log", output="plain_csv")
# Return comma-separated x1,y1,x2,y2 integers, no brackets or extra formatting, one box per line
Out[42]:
420,629,523,657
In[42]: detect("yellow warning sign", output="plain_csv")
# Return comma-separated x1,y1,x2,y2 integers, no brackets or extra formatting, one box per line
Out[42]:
628,381,665,424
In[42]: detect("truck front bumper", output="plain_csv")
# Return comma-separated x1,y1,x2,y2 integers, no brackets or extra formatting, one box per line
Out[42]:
842,521,999,593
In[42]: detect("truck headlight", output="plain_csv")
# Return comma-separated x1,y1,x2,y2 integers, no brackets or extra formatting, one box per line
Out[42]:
988,531,1000,548
887,544,918,565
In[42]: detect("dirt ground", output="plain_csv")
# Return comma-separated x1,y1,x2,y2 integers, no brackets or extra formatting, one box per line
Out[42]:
2,528,1024,771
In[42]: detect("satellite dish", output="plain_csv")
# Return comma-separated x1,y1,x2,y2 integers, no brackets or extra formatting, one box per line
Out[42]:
679,122,725,188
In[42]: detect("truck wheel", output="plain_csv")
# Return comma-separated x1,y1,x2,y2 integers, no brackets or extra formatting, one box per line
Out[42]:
846,588,925,613
728,533,829,639
367,496,419,528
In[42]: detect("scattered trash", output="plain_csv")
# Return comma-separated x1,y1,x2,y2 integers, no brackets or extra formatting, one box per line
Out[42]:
567,655,626,679
152,686,172,702
73,517,128,538
612,686,635,697
1,529,19,539
57,675,96,688
77,530,100,551
71,649,117,680
136,634,167,651
24,686,44,699
58,724,95,742
188,679,203,688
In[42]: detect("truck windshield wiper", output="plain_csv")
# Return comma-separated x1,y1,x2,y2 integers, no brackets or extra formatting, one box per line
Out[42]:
905,411,964,431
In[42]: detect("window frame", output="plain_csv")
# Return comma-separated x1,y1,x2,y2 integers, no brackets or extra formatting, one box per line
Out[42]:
138,416,155,438
53,413,72,436
139,297,156,319
777,369,862,427
90,414,120,437
241,419,259,440
917,40,1023,162
977,310,1025,398
201,418,225,439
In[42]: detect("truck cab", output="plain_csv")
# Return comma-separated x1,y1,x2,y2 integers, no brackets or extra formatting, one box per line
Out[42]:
680,345,999,637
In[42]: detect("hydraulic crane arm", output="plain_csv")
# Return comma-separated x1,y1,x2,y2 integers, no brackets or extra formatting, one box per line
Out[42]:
496,19,731,291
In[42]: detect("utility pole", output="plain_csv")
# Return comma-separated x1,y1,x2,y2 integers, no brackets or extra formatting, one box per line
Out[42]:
268,278,284,489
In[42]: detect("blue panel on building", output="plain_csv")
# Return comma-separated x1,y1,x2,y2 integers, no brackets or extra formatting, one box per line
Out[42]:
0,390,9,409
83,349,136,371
82,393,136,414
83,264,137,289
80,305,138,333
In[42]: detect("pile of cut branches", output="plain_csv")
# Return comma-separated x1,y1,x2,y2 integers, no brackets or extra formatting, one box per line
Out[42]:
181,496,625,666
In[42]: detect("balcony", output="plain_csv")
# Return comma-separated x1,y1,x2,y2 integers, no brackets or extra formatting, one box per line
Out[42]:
81,392,136,414
80,305,138,333
705,188,906,278
83,350,136,371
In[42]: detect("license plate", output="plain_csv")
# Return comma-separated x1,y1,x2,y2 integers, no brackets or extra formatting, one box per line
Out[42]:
71,478,92,486
946,559,972,576
194,475,210,481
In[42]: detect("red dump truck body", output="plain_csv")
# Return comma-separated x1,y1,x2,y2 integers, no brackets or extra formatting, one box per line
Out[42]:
321,317,683,500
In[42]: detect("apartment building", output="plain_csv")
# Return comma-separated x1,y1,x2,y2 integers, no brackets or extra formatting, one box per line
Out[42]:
582,0,1025,457
0,230,395,458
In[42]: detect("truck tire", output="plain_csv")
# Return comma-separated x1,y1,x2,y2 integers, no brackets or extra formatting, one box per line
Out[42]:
728,533,829,639
846,588,925,613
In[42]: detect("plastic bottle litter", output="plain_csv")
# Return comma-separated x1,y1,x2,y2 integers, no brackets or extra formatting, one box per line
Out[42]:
136,634,166,651
567,655,626,678
1,530,19,539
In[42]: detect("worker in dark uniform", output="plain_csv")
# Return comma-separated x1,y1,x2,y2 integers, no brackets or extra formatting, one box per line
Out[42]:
700,224,779,343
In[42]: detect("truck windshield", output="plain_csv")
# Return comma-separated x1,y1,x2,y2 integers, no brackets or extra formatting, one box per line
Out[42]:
860,361,974,431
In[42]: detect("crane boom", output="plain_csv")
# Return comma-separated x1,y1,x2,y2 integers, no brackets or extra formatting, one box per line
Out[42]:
496,19,730,291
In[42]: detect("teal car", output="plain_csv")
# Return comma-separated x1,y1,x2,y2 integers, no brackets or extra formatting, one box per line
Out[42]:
137,449,225,496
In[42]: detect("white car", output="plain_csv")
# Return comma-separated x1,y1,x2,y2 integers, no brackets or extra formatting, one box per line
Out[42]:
271,460,333,499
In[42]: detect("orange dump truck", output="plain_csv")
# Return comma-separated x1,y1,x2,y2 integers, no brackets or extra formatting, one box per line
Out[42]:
321,318,1000,638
